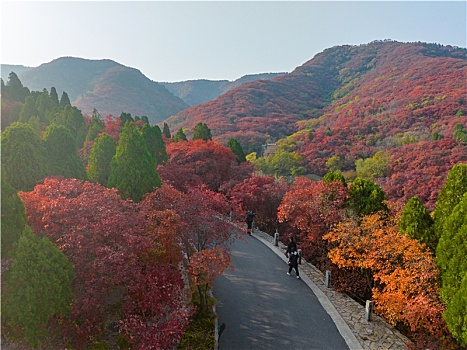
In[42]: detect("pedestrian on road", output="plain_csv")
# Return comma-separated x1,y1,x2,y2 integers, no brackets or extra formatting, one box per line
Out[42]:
287,251,300,279
246,211,255,235
285,236,297,256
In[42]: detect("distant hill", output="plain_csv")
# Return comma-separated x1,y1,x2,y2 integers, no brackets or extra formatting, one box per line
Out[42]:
162,72,285,106
165,41,467,208
2,57,189,124
1,64,33,81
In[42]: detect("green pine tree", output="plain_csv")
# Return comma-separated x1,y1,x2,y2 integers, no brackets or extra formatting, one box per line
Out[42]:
141,124,168,165
433,163,467,245
162,122,171,138
436,193,467,346
398,196,435,251
347,178,388,216
43,124,87,180
18,95,38,123
87,132,116,186
192,122,212,141
323,170,347,187
49,87,60,107
173,128,188,142
59,91,71,108
1,175,28,257
2,227,74,347
227,138,246,163
108,122,162,202
1,123,49,191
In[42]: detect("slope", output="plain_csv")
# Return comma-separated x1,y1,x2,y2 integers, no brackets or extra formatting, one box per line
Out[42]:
12,57,189,123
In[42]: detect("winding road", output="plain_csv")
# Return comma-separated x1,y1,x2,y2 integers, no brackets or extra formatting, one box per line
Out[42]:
213,234,350,350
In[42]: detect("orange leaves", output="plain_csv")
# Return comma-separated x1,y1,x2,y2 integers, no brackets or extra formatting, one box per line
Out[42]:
324,212,448,338
187,247,232,288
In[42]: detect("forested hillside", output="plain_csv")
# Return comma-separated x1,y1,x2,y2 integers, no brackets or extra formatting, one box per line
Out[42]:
167,41,467,208
2,57,189,123
162,72,285,106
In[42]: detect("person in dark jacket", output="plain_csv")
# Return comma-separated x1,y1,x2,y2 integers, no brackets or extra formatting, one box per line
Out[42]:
285,236,297,256
287,251,300,279
285,236,300,278
246,211,255,235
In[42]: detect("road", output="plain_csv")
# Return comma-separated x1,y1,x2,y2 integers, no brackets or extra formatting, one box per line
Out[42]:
213,234,350,350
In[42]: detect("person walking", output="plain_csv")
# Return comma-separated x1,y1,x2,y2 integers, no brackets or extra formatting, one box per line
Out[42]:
285,236,300,279
246,211,255,235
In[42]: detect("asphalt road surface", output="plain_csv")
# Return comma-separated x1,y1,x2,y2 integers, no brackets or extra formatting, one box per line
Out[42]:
213,234,350,350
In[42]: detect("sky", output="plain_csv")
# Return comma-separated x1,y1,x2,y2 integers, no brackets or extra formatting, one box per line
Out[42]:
1,1,466,82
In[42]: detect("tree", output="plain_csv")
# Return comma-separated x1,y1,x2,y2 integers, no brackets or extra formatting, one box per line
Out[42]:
43,124,87,180
436,193,467,346
1,226,74,347
4,72,30,102
142,124,168,165
433,163,467,245
1,175,28,256
87,132,116,186
119,112,133,126
59,91,71,108
355,151,391,180
192,122,212,141
85,110,104,142
18,95,38,123
19,178,191,347
323,170,347,187
250,149,306,177
108,122,161,202
229,175,288,233
227,138,246,163
326,155,343,172
324,213,450,348
173,128,188,142
398,196,435,252
48,105,86,146
1,123,49,191
162,122,171,138
158,140,239,192
50,87,60,107
277,177,348,268
347,178,388,216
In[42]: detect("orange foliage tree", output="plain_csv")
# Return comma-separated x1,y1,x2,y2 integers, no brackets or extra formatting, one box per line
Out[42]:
277,177,348,269
323,212,455,348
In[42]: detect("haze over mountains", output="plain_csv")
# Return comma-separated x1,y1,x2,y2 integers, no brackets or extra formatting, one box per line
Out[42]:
1,60,283,124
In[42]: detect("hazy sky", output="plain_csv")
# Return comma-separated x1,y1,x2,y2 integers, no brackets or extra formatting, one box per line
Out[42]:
1,1,466,82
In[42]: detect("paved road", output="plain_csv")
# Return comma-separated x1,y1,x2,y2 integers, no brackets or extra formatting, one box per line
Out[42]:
213,235,349,350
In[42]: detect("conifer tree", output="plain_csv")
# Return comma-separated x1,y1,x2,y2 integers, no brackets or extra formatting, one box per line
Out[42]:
5,72,30,102
323,170,347,187
49,87,60,107
59,91,71,108
162,122,171,138
1,123,49,191
85,110,105,142
49,105,86,146
227,138,246,163
18,95,38,123
108,122,161,202
398,196,435,251
1,175,28,256
87,132,116,186
173,128,188,142
192,122,212,141
436,193,467,346
2,227,74,347
347,178,388,216
141,124,168,165
433,163,467,244
43,124,87,180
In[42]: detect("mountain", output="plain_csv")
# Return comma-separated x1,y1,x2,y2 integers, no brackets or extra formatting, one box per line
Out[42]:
3,57,189,124
1,64,33,81
162,72,285,106
165,41,467,208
